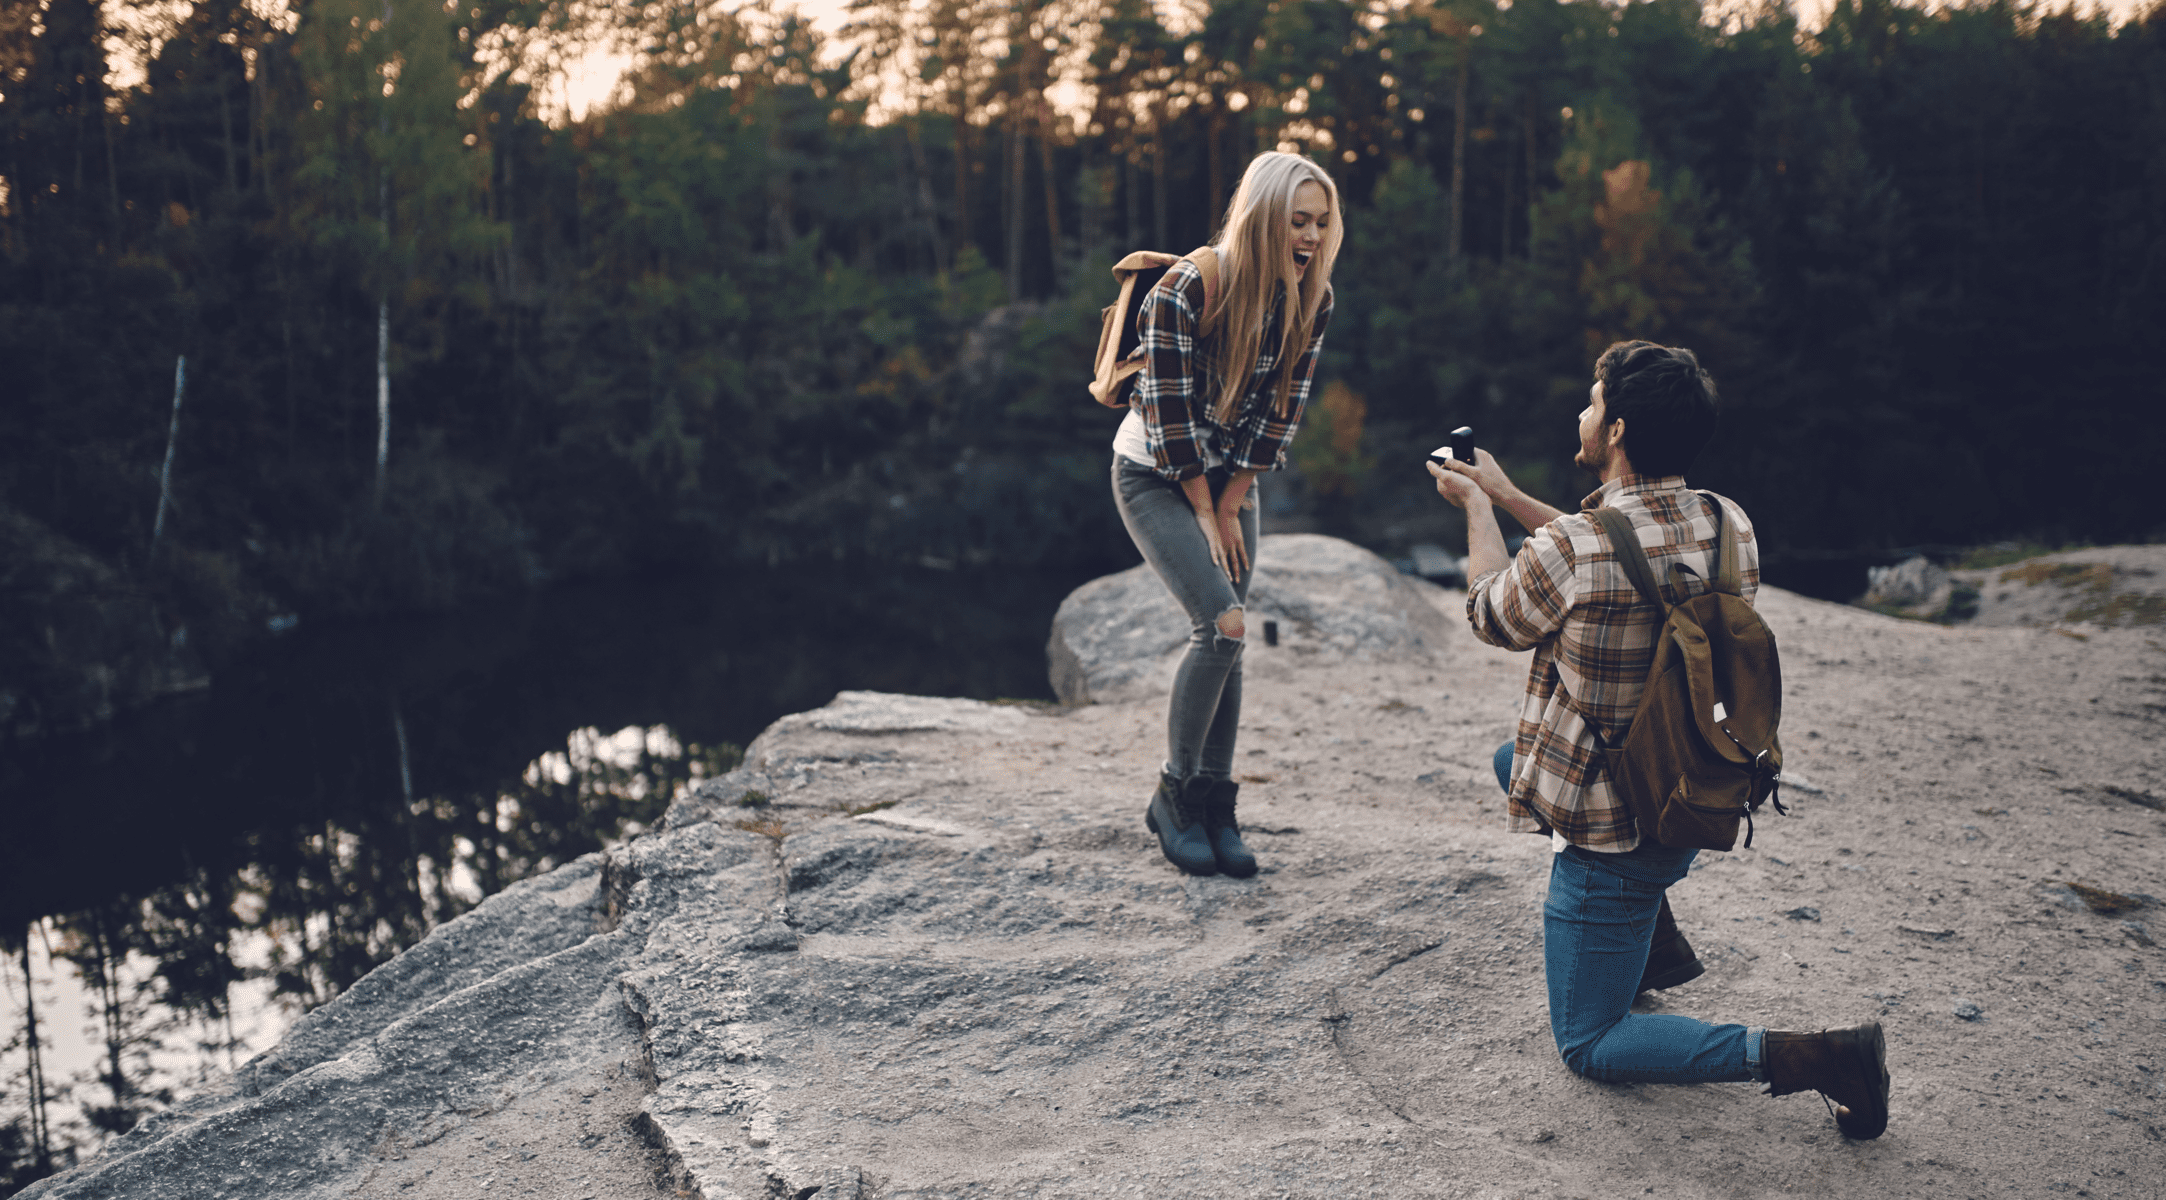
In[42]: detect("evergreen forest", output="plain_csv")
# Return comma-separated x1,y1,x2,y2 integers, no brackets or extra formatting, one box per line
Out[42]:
6,0,2164,680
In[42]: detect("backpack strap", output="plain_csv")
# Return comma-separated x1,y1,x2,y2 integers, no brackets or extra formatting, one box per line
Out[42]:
1183,246,1222,324
1591,507,1669,617
1698,490,1743,596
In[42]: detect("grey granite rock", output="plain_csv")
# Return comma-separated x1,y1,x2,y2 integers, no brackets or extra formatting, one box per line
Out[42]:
1047,533,1456,705
27,568,2165,1199
1864,554,1951,615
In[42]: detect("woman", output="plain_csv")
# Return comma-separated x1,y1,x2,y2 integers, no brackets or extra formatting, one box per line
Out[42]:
1111,150,1341,877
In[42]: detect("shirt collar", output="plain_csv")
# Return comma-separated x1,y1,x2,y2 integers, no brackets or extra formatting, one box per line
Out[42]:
1579,473,1689,511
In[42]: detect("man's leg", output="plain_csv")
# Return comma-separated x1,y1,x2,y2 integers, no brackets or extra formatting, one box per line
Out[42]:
1542,844,1762,1084
1492,740,1701,993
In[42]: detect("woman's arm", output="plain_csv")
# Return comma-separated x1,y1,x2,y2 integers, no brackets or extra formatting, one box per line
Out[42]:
1133,261,1214,482
1179,474,1237,580
1215,469,1259,578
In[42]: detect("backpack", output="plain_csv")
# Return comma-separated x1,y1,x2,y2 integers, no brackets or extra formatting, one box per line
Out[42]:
1585,495,1786,851
1087,247,1221,409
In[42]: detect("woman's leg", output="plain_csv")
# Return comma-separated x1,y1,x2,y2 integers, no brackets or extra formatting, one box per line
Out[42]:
1543,844,1763,1084
1111,459,1248,779
1195,483,1259,781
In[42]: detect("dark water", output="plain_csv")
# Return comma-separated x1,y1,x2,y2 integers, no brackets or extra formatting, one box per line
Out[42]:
3,560,1098,929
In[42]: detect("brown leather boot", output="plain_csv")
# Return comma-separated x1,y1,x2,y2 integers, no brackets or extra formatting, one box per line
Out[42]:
1638,896,1705,991
1764,1023,1890,1140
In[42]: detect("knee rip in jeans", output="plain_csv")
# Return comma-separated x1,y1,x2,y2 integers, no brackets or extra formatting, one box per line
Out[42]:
1215,606,1245,642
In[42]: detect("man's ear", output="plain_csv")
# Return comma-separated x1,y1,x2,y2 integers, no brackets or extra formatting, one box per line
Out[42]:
1606,416,1628,452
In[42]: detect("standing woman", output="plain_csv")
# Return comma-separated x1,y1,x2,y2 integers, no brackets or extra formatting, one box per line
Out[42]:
1111,151,1342,877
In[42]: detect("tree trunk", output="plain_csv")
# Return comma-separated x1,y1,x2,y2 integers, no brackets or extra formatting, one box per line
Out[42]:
1500,110,1515,260
951,93,971,266
1125,153,1138,244
375,300,390,504
906,120,947,272
1207,106,1225,236
1524,95,1537,260
152,356,185,553
20,934,53,1174
1005,115,1025,299
1151,116,1169,250
1449,39,1469,265
1037,105,1062,284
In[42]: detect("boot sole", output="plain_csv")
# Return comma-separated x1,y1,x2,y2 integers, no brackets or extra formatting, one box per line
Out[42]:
1145,807,1217,876
1215,856,1258,879
1832,1023,1890,1140
1637,957,1707,992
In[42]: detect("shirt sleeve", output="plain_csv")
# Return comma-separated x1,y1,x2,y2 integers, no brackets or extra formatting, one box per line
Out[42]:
1133,261,1210,482
1728,498,1761,604
1227,286,1333,473
1465,515,1582,652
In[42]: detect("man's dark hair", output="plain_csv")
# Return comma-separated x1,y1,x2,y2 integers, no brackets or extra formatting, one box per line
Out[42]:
1592,341,1719,478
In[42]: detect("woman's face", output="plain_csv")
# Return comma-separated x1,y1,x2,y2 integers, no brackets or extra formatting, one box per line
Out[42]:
1289,180,1331,278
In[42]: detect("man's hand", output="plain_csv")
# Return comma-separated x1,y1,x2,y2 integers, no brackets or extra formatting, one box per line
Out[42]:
1440,449,1565,533
1457,448,1515,501
1427,459,1489,510
1428,460,1512,581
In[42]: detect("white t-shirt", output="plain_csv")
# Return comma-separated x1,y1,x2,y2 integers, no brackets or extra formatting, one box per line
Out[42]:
1113,406,1222,472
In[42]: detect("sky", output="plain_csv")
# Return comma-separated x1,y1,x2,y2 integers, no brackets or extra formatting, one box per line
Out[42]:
554,0,2158,120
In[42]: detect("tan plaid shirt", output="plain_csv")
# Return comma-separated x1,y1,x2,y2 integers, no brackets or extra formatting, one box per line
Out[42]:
1466,475,1760,852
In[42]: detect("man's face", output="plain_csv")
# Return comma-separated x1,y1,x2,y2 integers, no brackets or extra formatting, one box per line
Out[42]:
1574,381,1617,476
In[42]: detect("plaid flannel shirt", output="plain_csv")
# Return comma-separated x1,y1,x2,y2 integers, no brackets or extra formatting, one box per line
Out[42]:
1131,258,1333,481
1466,476,1760,852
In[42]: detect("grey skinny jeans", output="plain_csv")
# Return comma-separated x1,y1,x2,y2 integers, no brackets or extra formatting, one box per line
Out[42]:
1111,455,1258,783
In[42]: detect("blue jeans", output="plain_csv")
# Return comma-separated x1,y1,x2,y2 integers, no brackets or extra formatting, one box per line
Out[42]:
1495,741,1765,1083
1112,457,1257,782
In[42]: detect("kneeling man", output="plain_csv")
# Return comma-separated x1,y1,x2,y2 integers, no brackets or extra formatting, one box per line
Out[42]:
1426,341,1889,1139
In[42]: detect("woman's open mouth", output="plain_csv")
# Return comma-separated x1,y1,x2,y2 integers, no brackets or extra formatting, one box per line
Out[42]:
1293,251,1313,268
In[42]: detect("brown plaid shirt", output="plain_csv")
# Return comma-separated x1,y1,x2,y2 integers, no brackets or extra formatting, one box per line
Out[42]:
1132,258,1332,481
1466,476,1760,852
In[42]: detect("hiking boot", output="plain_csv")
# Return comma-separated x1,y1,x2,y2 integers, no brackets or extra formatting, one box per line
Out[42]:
1764,1022,1890,1140
1638,896,1705,992
1144,772,1217,876
1199,778,1257,878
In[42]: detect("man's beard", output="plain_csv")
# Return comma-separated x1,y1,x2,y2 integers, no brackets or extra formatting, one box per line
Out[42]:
1574,444,1607,478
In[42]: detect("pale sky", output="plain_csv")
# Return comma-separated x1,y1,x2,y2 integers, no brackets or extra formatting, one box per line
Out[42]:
557,0,2156,121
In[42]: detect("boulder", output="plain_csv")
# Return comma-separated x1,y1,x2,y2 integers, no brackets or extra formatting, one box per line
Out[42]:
1046,533,1456,705
1864,554,1952,617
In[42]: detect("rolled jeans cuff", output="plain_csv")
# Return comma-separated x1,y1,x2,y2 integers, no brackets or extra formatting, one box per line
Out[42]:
1745,1025,1768,1086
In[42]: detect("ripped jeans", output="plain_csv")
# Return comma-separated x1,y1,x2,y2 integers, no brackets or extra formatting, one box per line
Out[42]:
1111,456,1257,783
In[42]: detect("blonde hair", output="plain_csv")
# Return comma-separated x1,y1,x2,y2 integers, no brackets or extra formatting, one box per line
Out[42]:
1200,151,1342,425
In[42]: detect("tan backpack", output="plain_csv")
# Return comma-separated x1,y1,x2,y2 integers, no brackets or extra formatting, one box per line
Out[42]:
1087,247,1221,408
1586,495,1786,851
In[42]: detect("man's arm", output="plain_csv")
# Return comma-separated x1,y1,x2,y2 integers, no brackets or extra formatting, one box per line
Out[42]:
1462,487,1512,581
1428,460,1579,652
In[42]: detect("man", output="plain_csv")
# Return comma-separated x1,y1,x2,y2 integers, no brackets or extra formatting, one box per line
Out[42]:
1425,341,1889,1139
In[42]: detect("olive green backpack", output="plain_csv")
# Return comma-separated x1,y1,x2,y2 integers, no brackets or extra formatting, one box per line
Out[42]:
1587,495,1786,850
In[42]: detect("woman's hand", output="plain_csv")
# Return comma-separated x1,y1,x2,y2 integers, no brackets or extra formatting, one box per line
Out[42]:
1194,506,1233,579
1216,507,1249,580
1213,469,1257,580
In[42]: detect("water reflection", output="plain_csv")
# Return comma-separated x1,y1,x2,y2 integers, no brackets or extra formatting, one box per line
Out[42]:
0,560,1093,1191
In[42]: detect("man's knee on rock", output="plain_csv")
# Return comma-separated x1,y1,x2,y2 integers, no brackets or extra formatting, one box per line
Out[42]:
1216,607,1245,641
1557,1039,1597,1079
